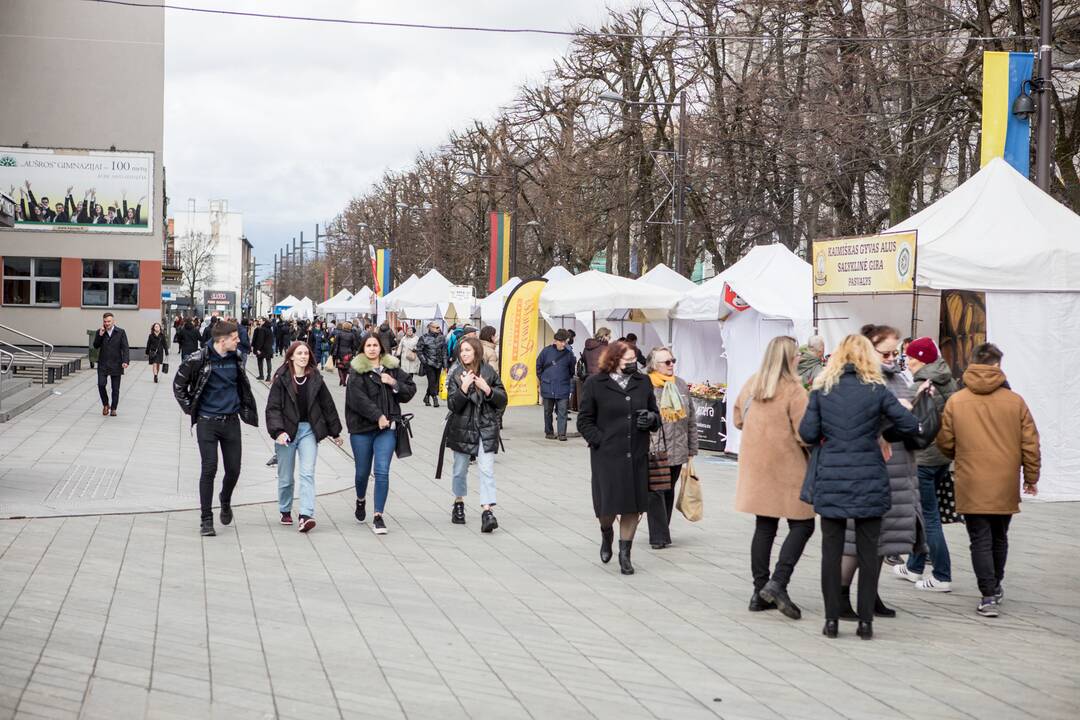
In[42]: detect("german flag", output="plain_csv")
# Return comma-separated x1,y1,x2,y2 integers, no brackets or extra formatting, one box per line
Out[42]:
488,211,511,292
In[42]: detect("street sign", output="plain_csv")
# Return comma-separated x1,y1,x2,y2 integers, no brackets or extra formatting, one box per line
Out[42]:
161,290,175,301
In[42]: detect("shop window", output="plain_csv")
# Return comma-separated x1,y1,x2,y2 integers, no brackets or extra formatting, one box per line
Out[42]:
2,257,61,306
82,260,139,307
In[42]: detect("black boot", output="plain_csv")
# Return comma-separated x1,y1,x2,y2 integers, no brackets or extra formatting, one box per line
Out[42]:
452,500,465,524
874,594,897,618
839,586,859,621
433,396,440,408
759,579,801,620
481,509,498,533
748,591,777,612
618,540,634,575
857,621,874,639
600,527,614,564
424,395,431,406
200,518,216,537
822,619,839,638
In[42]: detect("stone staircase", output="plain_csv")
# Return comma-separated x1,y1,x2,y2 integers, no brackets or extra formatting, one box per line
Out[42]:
0,352,86,423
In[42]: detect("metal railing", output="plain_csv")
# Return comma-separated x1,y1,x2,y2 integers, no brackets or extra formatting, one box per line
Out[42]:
0,348,14,411
0,323,54,386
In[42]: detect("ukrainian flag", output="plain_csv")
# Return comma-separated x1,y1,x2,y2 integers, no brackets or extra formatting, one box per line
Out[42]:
376,249,392,297
980,51,1036,175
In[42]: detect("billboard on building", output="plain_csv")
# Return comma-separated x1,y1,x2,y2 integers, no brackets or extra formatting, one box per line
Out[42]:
0,146,154,233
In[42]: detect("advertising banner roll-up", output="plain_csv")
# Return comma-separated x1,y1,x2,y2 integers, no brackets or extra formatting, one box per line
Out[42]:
498,278,547,407
812,231,917,295
0,146,154,233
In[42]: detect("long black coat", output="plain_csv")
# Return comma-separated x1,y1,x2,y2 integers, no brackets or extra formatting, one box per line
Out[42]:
251,325,274,355
344,354,417,434
145,331,169,364
577,372,661,517
444,361,508,455
798,365,919,519
264,369,342,443
175,325,200,355
92,327,130,375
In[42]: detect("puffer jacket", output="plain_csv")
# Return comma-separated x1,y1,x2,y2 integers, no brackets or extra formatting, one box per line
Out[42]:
845,364,922,556
444,361,508,455
416,330,447,369
344,353,417,434
172,348,259,427
581,338,608,376
264,368,342,442
798,365,919,519
912,358,957,467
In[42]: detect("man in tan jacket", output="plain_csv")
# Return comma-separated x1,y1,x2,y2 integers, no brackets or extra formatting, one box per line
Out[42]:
937,343,1040,618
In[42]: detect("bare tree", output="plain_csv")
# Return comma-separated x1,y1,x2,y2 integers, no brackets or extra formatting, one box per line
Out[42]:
177,231,218,308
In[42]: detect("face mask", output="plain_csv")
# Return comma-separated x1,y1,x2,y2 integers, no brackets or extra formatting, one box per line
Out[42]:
621,362,637,375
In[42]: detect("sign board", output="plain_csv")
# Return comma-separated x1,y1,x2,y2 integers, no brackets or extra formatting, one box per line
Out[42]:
0,192,15,228
499,279,546,407
161,290,175,301
0,146,154,233
812,231,917,294
695,398,727,452
448,285,475,305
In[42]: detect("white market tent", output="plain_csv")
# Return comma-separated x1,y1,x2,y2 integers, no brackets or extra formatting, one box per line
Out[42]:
479,276,521,328
540,270,683,316
337,286,376,316
376,274,418,322
818,158,1080,500
539,266,592,340
281,296,315,321
672,244,813,454
273,294,300,313
634,264,698,351
316,289,354,315
385,269,452,319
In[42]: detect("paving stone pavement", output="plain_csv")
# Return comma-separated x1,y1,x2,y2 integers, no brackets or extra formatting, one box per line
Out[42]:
0,360,1078,719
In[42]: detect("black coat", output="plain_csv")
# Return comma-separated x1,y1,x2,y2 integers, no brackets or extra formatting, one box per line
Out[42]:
577,372,661,517
416,330,447,370
444,361,508,455
378,325,398,353
92,327,130,375
798,365,920,519
172,348,259,427
333,329,358,359
145,332,169,364
251,325,274,355
344,354,417,434
264,369,342,442
175,326,200,355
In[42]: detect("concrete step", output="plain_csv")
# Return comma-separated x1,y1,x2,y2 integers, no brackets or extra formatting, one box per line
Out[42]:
0,385,54,423
0,377,32,401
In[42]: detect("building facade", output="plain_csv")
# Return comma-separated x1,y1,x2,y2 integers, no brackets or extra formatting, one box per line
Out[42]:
170,200,245,319
0,0,165,348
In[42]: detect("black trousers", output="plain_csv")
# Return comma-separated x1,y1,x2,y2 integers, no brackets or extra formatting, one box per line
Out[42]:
196,415,242,522
821,516,881,622
423,365,441,398
751,516,816,591
97,372,121,409
647,465,682,545
257,354,272,378
965,514,1012,597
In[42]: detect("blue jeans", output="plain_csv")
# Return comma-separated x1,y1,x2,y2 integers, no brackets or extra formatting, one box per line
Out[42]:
276,422,317,517
350,429,396,514
452,444,496,506
907,464,952,581
543,397,568,436
318,349,329,367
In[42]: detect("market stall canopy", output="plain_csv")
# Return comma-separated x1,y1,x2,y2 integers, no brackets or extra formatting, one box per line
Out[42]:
543,266,574,283
378,274,419,309
674,244,812,322
385,269,452,312
539,270,683,317
316,289,354,314
281,296,314,321
891,158,1080,291
338,286,375,314
273,294,300,313
479,276,521,327
637,263,697,293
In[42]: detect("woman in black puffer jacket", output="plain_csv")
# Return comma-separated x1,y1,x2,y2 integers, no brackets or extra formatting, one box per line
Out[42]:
441,336,507,533
799,334,919,640
265,341,343,533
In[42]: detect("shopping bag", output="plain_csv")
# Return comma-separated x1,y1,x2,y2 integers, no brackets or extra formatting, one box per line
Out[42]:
675,459,703,522
438,369,448,400
162,360,169,374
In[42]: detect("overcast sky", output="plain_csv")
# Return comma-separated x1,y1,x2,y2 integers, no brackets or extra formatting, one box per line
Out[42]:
164,1,632,278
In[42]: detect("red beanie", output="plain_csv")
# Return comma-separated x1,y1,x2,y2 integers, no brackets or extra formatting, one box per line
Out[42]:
905,337,939,363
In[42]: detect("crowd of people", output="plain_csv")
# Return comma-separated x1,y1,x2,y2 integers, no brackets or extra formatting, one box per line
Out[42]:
12,181,146,225
93,308,1042,637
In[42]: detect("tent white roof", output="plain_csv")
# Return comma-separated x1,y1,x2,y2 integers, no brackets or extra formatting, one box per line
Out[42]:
316,289,354,314
540,270,683,316
891,158,1080,291
384,269,452,311
479,277,521,327
336,286,375,314
674,244,812,321
281,297,314,321
637,263,697,292
543,266,574,283
274,294,300,309
378,274,419,310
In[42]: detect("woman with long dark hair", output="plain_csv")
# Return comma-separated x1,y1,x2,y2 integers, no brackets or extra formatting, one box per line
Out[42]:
145,322,169,383
345,332,416,535
577,340,661,575
265,341,343,532
333,321,358,386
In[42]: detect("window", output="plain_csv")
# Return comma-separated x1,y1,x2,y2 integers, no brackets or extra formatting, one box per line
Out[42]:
82,260,139,307
2,257,60,306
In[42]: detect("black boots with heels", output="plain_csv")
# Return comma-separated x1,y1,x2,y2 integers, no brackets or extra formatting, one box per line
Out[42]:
618,540,634,575
600,527,614,564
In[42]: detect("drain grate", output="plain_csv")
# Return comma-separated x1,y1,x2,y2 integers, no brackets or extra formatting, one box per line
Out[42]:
45,464,121,503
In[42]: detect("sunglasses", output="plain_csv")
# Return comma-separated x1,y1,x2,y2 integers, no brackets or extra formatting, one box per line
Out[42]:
877,349,900,359
660,358,677,366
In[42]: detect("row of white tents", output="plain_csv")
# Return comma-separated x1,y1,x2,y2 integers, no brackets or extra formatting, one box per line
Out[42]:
273,159,1079,500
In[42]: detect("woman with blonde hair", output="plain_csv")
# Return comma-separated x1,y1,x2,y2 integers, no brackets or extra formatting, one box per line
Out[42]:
733,336,813,619
799,334,919,640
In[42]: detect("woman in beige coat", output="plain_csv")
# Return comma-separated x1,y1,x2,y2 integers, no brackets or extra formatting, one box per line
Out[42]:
733,335,814,620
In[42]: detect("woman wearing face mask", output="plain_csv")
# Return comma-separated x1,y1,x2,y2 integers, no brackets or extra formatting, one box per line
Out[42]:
443,336,507,532
265,341,344,532
577,340,661,575
345,333,416,535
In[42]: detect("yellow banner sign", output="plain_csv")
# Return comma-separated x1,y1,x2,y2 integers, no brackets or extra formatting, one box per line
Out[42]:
812,231,917,294
498,278,547,406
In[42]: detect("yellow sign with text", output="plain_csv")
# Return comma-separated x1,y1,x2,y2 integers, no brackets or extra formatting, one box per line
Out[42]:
498,278,547,406
812,231,917,294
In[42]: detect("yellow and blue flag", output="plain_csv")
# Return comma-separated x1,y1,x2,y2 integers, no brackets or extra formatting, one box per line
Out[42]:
980,51,1036,175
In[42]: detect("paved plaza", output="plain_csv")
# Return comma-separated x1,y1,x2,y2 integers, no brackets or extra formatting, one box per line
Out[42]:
0,362,1077,719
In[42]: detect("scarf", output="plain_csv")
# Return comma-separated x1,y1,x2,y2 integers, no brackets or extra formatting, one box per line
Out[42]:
649,372,686,422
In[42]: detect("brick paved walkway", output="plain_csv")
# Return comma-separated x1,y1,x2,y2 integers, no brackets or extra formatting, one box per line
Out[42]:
0,362,1077,719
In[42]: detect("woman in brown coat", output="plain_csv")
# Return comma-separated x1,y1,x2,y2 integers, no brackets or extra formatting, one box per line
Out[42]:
733,335,814,620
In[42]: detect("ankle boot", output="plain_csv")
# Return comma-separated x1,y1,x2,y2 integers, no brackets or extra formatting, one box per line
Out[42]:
618,540,634,575
839,586,859,621
857,620,873,639
600,527,614,563
822,619,839,638
874,594,897,618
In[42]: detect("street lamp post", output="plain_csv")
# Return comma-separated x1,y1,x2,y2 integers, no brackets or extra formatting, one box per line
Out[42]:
1036,0,1052,192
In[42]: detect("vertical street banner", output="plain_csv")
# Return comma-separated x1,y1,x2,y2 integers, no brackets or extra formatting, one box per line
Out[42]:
367,244,380,295
376,248,392,297
980,51,1035,175
498,277,547,407
489,211,511,292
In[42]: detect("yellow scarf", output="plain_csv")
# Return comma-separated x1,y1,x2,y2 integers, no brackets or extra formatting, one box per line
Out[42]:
649,372,686,422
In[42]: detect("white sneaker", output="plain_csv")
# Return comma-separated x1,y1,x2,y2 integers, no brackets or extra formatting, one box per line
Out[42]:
914,577,952,592
892,565,921,582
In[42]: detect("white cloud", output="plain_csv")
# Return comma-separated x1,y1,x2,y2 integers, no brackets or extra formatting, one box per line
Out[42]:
164,0,632,272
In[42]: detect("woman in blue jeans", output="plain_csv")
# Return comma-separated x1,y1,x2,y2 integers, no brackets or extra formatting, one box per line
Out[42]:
345,333,416,535
264,341,343,533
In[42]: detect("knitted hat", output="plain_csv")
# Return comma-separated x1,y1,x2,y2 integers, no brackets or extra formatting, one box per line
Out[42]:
905,337,939,363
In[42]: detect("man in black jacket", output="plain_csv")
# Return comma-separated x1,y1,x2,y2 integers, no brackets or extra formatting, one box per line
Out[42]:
251,317,274,380
172,320,259,537
416,322,447,407
92,312,130,416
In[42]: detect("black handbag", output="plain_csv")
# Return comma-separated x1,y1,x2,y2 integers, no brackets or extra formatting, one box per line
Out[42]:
904,386,941,450
394,413,414,459
162,360,169,374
